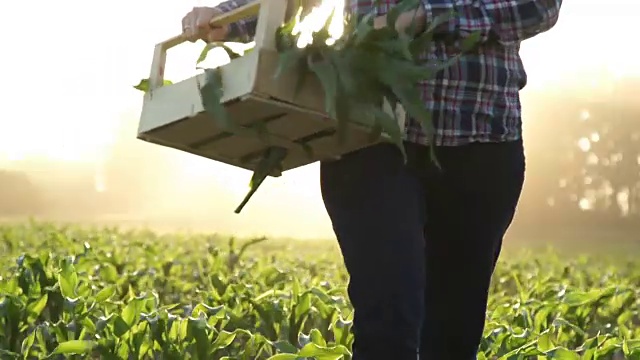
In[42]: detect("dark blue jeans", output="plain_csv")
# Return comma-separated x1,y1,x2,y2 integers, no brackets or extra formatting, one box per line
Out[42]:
320,140,525,360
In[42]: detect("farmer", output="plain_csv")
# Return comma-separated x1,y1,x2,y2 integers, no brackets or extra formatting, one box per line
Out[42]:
181,1,562,359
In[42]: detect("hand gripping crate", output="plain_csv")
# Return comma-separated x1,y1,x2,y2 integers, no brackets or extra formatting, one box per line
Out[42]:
137,0,405,176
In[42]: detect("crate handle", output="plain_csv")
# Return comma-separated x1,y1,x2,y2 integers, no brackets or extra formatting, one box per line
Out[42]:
148,0,288,91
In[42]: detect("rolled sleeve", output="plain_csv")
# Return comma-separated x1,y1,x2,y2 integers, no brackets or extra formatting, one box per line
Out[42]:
214,0,258,40
418,0,562,44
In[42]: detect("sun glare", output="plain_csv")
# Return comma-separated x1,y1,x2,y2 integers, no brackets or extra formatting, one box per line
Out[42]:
292,0,345,47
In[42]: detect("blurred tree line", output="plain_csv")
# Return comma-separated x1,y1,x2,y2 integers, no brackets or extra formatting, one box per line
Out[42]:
515,78,640,234
1,78,639,236
0,170,44,215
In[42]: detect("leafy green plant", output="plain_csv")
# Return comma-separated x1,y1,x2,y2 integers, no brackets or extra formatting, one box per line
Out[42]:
135,0,480,213
271,0,480,163
1,221,640,359
133,78,173,92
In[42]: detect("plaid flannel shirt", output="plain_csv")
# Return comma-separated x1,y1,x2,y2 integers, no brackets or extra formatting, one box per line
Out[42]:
214,0,562,146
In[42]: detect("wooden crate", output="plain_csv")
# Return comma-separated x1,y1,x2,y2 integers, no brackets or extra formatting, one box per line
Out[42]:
137,0,405,175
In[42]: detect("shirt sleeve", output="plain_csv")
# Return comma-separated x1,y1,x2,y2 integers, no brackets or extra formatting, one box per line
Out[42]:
213,0,258,40
420,0,563,45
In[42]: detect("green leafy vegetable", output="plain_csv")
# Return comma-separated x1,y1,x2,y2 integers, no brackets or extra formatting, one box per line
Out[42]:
133,78,172,92
199,68,233,132
271,0,480,165
197,42,244,64
234,146,289,214
0,222,638,358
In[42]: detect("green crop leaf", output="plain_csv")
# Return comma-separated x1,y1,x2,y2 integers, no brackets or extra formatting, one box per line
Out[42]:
211,330,237,350
545,347,581,359
0,350,20,358
235,146,288,214
309,328,326,346
197,43,216,64
375,36,413,60
331,52,359,94
274,48,305,79
26,294,48,319
425,9,456,34
0,216,639,359
266,355,298,360
386,0,421,30
385,2,405,29
273,48,308,102
461,31,482,52
353,12,377,45
275,7,301,52
94,285,116,303
307,55,339,119
298,342,351,359
300,142,314,159
133,78,173,93
409,30,433,60
199,68,235,133
272,340,299,354
52,340,96,354
58,264,77,298
389,84,432,134
121,297,145,327
371,105,406,159
197,42,244,65
187,316,210,357
113,315,130,337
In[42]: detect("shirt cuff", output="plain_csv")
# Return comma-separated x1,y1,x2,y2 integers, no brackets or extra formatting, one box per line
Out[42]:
213,4,251,41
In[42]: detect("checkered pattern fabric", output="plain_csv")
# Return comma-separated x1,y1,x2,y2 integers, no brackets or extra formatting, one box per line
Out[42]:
215,0,562,146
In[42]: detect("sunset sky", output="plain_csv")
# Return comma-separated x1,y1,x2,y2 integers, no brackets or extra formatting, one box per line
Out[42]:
0,0,638,238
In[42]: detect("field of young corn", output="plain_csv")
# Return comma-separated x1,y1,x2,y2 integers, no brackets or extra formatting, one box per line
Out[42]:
0,222,638,359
